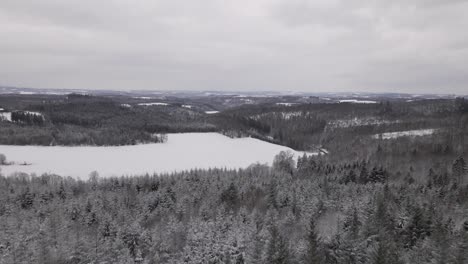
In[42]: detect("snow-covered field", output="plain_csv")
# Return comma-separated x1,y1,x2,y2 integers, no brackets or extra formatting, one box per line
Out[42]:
373,129,436,139
338,99,377,104
138,102,169,106
0,112,11,121
0,133,314,179
276,102,297,106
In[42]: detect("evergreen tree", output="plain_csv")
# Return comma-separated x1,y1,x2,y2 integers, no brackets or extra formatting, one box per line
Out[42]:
452,156,467,183
304,218,323,264
266,225,290,264
453,221,468,264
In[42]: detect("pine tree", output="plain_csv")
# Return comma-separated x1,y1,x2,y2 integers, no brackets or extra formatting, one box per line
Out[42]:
405,207,429,248
304,218,322,264
453,221,468,264
348,208,361,240
266,225,290,264
266,225,279,264
275,235,290,264
359,164,368,184
372,233,403,264
452,156,467,184
267,183,278,209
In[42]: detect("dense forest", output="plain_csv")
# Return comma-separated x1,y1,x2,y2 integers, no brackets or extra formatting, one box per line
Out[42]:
0,150,467,263
1,93,468,263
1,93,467,151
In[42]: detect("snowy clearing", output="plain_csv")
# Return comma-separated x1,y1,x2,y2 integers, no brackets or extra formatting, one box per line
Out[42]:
0,112,12,121
276,103,297,106
373,129,436,139
205,111,219,114
0,133,315,179
182,105,192,109
338,99,377,104
138,102,169,106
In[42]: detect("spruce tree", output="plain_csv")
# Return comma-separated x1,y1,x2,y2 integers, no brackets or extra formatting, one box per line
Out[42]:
452,157,467,183
304,218,322,264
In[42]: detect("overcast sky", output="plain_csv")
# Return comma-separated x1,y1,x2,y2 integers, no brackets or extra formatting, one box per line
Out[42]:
1,0,468,94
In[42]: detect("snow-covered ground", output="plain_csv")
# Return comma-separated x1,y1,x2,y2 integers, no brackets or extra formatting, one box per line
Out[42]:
0,133,315,179
138,102,169,106
205,111,219,114
276,103,297,106
338,99,377,104
329,117,400,128
23,111,43,117
0,112,11,121
373,129,436,139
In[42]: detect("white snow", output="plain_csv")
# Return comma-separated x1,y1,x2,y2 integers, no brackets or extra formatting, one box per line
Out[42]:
0,112,11,121
120,104,132,108
205,111,219,114
329,118,399,128
138,102,169,106
373,129,436,139
0,133,315,179
23,111,43,117
182,105,192,109
338,99,377,104
276,103,296,106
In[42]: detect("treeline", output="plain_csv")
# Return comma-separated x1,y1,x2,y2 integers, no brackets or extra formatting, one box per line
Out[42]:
11,111,45,125
0,94,212,146
211,99,466,151
1,94,467,148
0,152,467,264
0,122,167,146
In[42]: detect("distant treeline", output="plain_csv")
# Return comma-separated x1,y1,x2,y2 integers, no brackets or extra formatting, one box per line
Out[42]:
1,94,467,148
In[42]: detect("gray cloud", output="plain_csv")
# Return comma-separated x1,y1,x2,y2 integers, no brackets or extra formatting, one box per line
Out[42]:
1,0,468,94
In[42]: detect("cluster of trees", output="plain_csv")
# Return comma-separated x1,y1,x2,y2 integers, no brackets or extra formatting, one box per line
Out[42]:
10,111,44,125
216,98,467,151
0,123,167,146
0,151,467,264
